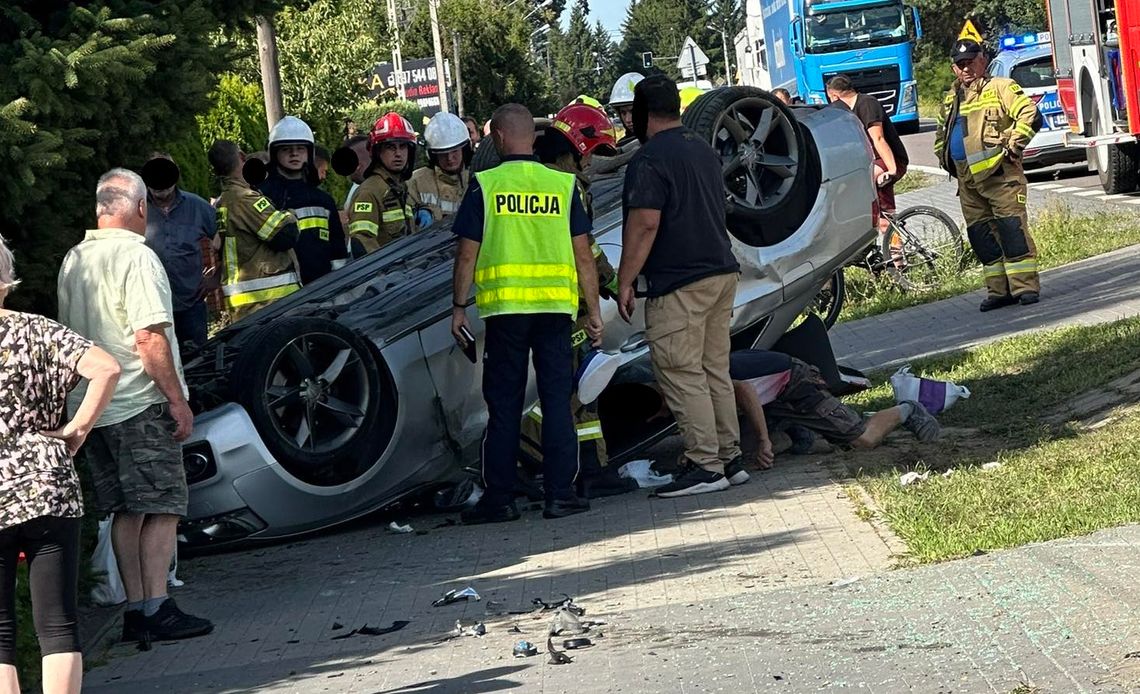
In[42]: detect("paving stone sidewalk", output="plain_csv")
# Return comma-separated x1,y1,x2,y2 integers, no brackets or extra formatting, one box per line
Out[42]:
830,178,1140,373
84,521,1140,693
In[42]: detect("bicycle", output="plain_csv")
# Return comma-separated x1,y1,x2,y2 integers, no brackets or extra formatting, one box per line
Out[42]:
806,204,967,328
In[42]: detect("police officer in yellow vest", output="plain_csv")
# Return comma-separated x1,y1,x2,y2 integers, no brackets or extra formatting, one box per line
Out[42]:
935,39,1043,311
451,103,603,525
207,139,300,322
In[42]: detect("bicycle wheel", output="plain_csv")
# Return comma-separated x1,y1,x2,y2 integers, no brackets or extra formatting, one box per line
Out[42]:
800,268,845,330
880,205,965,289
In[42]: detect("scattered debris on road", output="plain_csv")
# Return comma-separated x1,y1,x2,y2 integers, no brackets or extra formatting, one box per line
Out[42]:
899,471,930,486
432,586,480,606
547,637,573,664
387,521,414,534
512,640,538,657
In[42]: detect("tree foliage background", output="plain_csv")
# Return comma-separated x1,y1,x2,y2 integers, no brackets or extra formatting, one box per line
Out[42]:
0,0,291,316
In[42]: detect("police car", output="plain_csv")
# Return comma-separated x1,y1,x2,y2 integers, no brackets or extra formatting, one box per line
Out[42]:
988,32,1084,169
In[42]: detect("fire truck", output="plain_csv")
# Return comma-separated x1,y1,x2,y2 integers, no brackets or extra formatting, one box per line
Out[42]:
1047,0,1140,192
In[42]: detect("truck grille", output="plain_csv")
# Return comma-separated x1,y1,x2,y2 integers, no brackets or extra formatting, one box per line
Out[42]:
824,66,901,115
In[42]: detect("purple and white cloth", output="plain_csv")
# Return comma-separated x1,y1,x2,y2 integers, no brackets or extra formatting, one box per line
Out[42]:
889,365,970,415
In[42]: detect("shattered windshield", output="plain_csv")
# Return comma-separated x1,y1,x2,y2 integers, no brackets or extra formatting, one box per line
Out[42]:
806,3,910,54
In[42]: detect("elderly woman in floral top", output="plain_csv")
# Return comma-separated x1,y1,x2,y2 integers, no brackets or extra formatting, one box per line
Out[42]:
0,236,120,694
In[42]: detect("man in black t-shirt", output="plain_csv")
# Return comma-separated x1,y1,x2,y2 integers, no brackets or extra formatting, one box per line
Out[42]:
617,75,743,499
826,75,910,224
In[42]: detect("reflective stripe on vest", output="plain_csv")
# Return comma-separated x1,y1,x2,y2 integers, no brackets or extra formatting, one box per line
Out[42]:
419,192,460,213
222,236,300,308
350,219,380,236
473,161,578,318
967,147,1004,175
382,207,414,223
257,210,291,241
294,206,331,241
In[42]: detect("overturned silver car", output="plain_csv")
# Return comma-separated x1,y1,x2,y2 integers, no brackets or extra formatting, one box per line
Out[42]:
179,88,877,547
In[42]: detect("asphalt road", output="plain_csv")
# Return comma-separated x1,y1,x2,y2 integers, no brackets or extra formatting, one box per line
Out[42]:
901,118,1103,191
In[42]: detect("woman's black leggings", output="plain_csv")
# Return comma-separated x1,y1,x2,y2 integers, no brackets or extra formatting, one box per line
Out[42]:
0,516,82,664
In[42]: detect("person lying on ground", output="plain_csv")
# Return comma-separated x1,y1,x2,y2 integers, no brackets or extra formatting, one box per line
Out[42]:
730,349,941,468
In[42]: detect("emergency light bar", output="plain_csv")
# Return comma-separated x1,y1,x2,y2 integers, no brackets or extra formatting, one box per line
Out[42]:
1000,31,1051,49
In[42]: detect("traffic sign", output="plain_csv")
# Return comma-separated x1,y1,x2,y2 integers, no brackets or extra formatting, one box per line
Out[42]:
958,18,984,43
677,36,710,79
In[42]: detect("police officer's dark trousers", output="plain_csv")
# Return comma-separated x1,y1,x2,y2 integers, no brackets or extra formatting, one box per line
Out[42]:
481,313,578,505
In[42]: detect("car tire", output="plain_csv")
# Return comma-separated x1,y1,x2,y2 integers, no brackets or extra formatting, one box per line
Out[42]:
229,317,393,486
682,87,820,247
1091,103,1140,194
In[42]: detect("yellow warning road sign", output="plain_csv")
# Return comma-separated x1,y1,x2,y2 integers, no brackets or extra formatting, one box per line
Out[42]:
958,19,984,43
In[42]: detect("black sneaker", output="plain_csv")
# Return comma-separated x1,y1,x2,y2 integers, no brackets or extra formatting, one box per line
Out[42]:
979,294,1017,312
724,457,750,486
121,609,145,643
654,462,730,498
577,466,639,499
1018,291,1040,306
145,598,213,641
543,495,590,519
460,499,521,525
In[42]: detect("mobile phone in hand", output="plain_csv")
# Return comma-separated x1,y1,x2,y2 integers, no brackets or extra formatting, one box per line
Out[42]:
458,326,477,363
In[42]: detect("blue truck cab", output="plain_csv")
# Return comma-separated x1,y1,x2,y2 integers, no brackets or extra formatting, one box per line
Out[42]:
758,0,921,132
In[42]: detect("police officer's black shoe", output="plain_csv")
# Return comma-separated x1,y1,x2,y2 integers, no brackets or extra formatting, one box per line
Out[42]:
461,500,521,525
979,294,1018,312
543,495,590,519
1018,291,1040,306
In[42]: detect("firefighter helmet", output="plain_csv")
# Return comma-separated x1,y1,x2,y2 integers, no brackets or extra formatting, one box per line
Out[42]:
369,112,418,180
551,103,618,157
571,94,603,110
369,112,417,147
423,112,472,170
423,112,470,152
608,72,644,107
268,116,315,147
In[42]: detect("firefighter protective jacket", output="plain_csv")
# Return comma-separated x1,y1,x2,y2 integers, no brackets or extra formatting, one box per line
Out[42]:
935,76,1042,181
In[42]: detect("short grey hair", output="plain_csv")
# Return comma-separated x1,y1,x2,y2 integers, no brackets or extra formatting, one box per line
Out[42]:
95,168,146,218
0,234,19,293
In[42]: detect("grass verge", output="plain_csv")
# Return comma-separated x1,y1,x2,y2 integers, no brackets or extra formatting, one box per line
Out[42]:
844,317,1140,563
838,203,1140,323
893,172,934,195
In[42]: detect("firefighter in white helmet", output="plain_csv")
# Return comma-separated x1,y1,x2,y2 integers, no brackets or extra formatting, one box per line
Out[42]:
407,112,472,226
590,72,645,177
608,72,644,144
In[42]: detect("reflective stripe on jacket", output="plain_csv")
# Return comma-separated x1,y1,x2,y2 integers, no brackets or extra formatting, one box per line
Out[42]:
216,177,300,310
408,166,468,220
934,76,1041,181
347,170,417,254
473,161,578,318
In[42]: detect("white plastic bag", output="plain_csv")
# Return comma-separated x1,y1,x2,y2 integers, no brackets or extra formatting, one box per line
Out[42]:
889,365,971,415
618,460,673,488
90,516,126,607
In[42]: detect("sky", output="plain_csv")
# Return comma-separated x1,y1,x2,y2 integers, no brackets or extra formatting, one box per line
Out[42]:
560,0,629,39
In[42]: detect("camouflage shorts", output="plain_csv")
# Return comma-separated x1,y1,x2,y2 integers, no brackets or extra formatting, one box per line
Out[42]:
81,403,188,517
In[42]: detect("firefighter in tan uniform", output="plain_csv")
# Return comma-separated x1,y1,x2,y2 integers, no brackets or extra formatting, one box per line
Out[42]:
407,112,471,226
935,39,1043,311
207,139,300,322
521,102,634,499
346,113,420,255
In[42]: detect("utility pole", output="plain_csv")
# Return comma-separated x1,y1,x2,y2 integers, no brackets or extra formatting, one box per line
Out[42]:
708,22,733,86
255,15,284,129
386,0,406,99
428,0,451,112
452,31,465,115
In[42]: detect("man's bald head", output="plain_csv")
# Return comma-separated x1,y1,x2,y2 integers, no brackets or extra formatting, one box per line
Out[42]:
490,103,536,156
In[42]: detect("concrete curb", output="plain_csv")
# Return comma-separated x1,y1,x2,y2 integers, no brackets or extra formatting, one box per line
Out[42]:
907,163,948,177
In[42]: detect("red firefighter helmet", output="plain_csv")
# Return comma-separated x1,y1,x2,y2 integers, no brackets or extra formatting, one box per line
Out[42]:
550,103,619,157
369,112,417,147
